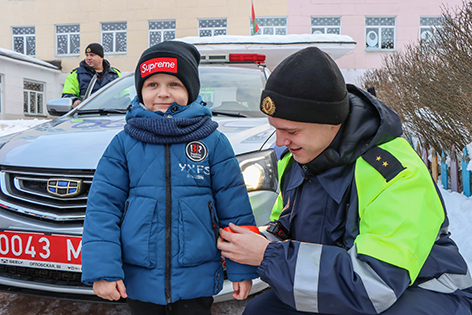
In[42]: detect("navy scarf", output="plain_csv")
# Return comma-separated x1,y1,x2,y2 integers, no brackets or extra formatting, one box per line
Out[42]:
124,116,218,144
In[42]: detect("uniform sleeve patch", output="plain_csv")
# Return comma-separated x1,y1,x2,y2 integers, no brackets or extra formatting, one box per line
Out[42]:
361,146,405,182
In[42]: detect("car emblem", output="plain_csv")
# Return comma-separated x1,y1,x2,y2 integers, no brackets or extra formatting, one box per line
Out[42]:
47,179,82,197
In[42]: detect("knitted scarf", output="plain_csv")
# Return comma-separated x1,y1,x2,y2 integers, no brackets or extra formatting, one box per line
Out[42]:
124,116,218,144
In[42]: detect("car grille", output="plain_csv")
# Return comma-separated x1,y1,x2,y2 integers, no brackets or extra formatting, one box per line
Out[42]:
0,264,84,287
0,166,94,222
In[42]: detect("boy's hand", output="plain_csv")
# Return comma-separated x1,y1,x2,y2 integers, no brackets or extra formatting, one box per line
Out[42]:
93,279,128,301
232,279,253,300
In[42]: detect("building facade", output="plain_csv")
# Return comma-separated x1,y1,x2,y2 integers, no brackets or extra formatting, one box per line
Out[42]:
0,0,287,76
0,0,463,118
287,0,462,83
0,48,62,119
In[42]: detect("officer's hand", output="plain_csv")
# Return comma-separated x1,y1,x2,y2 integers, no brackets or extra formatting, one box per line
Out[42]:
217,223,269,266
72,100,82,108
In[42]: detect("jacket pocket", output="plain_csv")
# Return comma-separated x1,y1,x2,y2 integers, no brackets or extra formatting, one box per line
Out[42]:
120,196,158,268
178,195,219,266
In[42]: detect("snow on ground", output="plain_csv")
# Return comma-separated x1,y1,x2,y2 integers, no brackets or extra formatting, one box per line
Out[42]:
0,119,471,270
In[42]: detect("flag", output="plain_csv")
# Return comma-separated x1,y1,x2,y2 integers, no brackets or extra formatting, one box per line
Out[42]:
251,0,259,35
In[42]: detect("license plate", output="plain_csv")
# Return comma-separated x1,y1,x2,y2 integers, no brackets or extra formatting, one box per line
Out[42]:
0,230,82,273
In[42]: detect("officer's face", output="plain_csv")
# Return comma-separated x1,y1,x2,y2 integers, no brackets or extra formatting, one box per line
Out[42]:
85,53,103,71
269,116,341,164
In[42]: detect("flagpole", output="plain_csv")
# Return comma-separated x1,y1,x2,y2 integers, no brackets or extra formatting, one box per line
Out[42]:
251,0,259,35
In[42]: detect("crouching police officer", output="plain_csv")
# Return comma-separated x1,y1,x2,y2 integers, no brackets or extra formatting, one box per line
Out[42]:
217,47,472,315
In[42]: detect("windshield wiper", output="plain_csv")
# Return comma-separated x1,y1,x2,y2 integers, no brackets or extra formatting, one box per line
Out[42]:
77,108,128,115
211,110,248,118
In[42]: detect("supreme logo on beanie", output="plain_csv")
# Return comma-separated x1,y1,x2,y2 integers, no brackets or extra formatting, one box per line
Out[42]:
260,47,349,125
85,43,104,58
135,41,201,105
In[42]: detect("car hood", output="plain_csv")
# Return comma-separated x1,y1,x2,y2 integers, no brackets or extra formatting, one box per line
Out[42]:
0,115,274,169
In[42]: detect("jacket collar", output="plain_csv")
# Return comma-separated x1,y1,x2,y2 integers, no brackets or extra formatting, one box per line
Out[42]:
125,95,212,121
285,161,354,204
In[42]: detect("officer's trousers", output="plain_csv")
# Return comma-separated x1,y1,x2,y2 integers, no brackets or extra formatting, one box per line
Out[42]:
243,287,472,315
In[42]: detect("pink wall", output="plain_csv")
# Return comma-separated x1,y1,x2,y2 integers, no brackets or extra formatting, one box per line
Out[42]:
287,0,463,83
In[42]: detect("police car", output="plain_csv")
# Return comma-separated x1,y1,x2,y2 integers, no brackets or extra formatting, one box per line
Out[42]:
0,53,277,303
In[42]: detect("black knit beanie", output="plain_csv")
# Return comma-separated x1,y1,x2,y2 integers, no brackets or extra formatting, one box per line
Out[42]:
135,41,201,105
260,47,349,125
85,43,104,58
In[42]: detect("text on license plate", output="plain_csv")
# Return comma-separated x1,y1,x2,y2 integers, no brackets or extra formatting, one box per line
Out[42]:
0,230,82,272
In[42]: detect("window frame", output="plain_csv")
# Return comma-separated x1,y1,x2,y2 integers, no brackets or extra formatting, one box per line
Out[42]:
311,16,342,35
100,21,128,54
23,79,46,117
148,19,176,47
250,16,287,36
419,16,444,43
198,18,227,37
365,16,396,52
11,26,36,56
0,74,3,114
55,23,81,57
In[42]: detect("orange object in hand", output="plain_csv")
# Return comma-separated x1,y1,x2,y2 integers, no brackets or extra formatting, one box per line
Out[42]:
223,225,260,234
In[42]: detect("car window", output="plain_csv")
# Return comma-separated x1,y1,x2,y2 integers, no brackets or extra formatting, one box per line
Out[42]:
199,66,266,117
79,65,267,117
80,75,136,111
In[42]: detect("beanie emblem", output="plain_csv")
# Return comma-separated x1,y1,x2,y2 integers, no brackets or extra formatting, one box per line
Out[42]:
262,96,276,115
86,48,91,53
141,57,178,78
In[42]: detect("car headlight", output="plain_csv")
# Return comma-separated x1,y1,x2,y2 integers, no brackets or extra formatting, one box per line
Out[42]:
236,149,278,193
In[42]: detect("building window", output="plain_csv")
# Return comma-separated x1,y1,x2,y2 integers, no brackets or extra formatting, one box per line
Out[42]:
420,16,444,42
199,18,227,37
56,24,80,56
365,17,396,50
311,17,341,34
0,74,3,113
12,26,35,56
101,22,127,53
23,80,44,115
251,17,287,35
149,20,176,46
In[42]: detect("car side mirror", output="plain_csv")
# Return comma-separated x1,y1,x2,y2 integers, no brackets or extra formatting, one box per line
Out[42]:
47,98,72,116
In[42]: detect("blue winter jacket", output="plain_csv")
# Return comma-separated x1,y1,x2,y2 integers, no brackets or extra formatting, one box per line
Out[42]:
81,96,258,304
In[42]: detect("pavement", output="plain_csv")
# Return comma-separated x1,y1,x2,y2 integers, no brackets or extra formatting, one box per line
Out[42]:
0,291,260,315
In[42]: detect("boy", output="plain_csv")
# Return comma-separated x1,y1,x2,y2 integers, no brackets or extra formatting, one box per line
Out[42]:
81,41,258,315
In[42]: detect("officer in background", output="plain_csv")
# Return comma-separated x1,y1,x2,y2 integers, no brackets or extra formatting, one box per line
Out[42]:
62,43,121,108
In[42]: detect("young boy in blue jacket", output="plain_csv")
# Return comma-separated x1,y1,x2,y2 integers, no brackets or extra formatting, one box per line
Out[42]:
81,41,258,315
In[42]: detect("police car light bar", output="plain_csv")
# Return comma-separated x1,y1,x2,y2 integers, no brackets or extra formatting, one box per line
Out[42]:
200,53,266,64
229,54,266,63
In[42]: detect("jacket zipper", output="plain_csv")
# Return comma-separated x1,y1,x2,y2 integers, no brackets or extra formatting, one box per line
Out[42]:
165,144,172,304
208,201,218,241
119,201,130,226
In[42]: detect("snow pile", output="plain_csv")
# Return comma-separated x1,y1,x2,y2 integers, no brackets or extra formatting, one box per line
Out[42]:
0,47,59,70
177,33,355,45
0,119,48,135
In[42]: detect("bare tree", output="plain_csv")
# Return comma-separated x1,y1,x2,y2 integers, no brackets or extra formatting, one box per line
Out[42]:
360,0,472,154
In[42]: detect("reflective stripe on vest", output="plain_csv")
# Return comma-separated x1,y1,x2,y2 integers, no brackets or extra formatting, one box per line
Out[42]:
348,244,397,314
293,242,322,312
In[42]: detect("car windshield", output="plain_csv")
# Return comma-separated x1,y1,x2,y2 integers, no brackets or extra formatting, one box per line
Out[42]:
78,65,267,118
